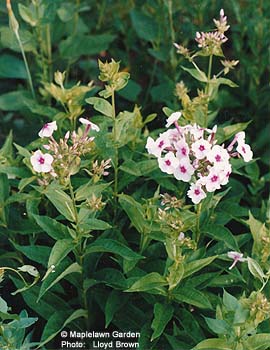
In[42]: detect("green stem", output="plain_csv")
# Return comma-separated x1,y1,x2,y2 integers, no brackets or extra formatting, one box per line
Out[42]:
2,266,28,285
195,202,202,243
112,90,118,200
204,54,213,127
15,32,35,100
68,179,78,226
46,24,52,82
167,0,177,72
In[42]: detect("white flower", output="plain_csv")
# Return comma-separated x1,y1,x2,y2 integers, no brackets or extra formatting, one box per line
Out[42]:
146,135,170,158
30,150,54,173
191,139,212,159
236,143,253,162
174,158,194,182
175,139,190,158
79,117,100,132
38,121,57,138
236,131,246,144
187,182,207,204
158,152,179,175
204,168,222,192
227,251,246,270
165,112,181,128
207,145,230,166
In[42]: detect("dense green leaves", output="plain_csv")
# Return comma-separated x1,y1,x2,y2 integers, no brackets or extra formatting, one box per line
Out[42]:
151,303,174,341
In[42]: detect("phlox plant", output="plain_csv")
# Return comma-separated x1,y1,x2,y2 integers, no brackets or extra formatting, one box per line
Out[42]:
0,5,269,350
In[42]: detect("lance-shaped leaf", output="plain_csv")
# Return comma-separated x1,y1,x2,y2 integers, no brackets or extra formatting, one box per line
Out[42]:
151,303,174,341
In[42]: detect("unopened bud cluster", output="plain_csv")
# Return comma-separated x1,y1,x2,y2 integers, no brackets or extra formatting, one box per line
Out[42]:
30,118,106,186
146,112,253,204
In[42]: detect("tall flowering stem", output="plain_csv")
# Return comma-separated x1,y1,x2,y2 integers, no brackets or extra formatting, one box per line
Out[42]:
6,0,35,100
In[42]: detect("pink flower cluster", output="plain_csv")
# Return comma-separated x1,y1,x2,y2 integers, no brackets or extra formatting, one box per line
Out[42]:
146,112,253,204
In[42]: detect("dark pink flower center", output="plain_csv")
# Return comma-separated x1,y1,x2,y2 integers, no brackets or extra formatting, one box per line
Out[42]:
158,140,164,148
38,156,45,164
242,146,246,153
165,160,171,166
199,145,205,151
211,175,218,182
194,189,200,195
180,166,186,173
181,147,187,155
215,154,221,162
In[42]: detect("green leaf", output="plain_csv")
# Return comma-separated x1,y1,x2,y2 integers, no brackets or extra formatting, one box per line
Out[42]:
38,263,81,302
243,334,270,350
177,308,204,343
126,273,167,292
47,239,74,268
151,303,174,341
203,224,238,250
0,27,36,53
193,338,232,350
0,297,8,313
167,261,184,290
181,65,208,82
173,287,212,309
204,317,229,335
86,97,113,118
118,79,142,102
223,289,239,311
59,34,115,59
33,214,70,240
213,77,238,88
18,3,37,26
45,187,76,222
11,242,50,266
39,309,87,347
183,256,218,279
216,122,251,143
0,54,27,79
0,90,31,111
75,182,111,202
247,257,266,283
119,194,149,234
80,218,111,231
105,290,128,328
85,239,143,261
130,9,158,42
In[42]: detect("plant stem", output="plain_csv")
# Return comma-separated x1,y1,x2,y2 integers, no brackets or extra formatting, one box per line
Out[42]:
195,202,202,243
15,32,36,100
46,24,52,82
68,179,78,225
167,0,177,72
112,90,118,200
204,54,213,127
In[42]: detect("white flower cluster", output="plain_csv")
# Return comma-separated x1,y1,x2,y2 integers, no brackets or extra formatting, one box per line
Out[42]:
146,112,253,204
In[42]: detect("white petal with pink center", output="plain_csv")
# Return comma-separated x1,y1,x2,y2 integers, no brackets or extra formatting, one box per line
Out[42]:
206,145,230,166
219,163,232,185
165,111,181,128
205,168,222,192
30,150,54,173
38,121,57,138
175,139,190,159
174,158,194,182
191,139,212,159
236,131,245,145
158,152,179,175
187,182,207,204
227,251,246,270
146,135,170,158
236,143,253,162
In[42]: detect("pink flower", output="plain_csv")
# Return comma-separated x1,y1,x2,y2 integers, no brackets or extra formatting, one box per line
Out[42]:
236,143,253,162
79,117,100,132
174,158,194,182
38,121,57,138
191,139,212,159
30,150,53,173
227,251,246,270
158,152,179,175
165,111,181,128
187,182,207,204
